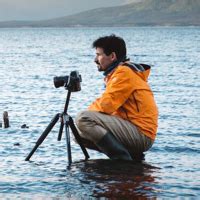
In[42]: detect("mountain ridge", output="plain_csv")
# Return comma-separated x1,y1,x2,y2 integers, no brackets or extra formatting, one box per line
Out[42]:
0,0,199,27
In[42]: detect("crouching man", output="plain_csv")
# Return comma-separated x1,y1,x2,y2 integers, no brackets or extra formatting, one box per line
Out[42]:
75,35,158,161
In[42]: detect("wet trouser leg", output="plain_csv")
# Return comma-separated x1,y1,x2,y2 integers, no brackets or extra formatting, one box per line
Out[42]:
75,110,153,160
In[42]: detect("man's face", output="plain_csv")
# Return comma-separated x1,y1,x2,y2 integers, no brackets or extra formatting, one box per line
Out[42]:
94,47,117,71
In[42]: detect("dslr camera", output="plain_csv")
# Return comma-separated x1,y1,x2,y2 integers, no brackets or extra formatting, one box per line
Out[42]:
54,71,81,92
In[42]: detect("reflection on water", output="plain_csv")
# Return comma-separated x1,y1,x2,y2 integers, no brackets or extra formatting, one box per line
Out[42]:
70,159,159,198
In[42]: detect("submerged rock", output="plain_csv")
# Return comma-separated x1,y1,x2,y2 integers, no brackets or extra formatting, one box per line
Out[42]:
21,124,29,129
14,142,20,146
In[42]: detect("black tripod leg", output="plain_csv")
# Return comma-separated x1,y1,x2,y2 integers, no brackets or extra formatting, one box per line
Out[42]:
57,117,64,141
25,113,60,161
69,116,90,160
63,115,72,166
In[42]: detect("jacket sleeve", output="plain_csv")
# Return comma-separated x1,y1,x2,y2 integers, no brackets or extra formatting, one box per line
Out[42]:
89,67,134,114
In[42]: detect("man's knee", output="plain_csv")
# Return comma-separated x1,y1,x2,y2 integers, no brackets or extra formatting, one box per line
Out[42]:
75,110,106,142
75,110,93,131
75,110,91,123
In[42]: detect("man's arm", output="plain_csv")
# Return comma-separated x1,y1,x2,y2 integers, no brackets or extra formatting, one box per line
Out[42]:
89,67,134,114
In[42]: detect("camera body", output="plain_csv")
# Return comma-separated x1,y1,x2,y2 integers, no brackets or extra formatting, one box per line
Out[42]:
54,71,81,92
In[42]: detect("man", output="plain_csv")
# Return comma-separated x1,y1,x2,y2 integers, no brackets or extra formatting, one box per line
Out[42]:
76,34,158,161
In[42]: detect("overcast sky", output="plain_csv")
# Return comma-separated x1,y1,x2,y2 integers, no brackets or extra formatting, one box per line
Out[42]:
0,0,138,21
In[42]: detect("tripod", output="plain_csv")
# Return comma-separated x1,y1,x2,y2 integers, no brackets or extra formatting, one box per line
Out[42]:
25,89,90,166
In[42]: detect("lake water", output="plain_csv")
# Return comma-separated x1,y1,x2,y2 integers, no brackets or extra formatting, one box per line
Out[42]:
0,27,200,199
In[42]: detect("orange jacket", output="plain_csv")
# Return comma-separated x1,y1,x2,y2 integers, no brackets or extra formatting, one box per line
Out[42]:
88,62,158,140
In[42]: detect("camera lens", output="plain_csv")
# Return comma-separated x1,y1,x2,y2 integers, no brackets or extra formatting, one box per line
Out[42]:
53,76,68,88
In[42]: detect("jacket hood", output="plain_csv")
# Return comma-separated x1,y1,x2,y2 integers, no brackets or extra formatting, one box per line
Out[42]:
122,62,151,82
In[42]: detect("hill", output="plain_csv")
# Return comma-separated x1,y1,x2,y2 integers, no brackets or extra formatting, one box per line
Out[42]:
0,0,200,27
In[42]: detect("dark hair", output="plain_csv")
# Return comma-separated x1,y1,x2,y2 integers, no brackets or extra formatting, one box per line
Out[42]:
92,34,126,60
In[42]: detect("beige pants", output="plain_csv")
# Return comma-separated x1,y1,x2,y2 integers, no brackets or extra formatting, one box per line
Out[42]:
75,110,153,157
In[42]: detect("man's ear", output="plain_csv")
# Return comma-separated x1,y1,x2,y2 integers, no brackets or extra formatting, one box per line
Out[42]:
110,52,117,61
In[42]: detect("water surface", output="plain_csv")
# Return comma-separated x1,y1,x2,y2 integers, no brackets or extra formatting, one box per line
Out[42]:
0,27,200,198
